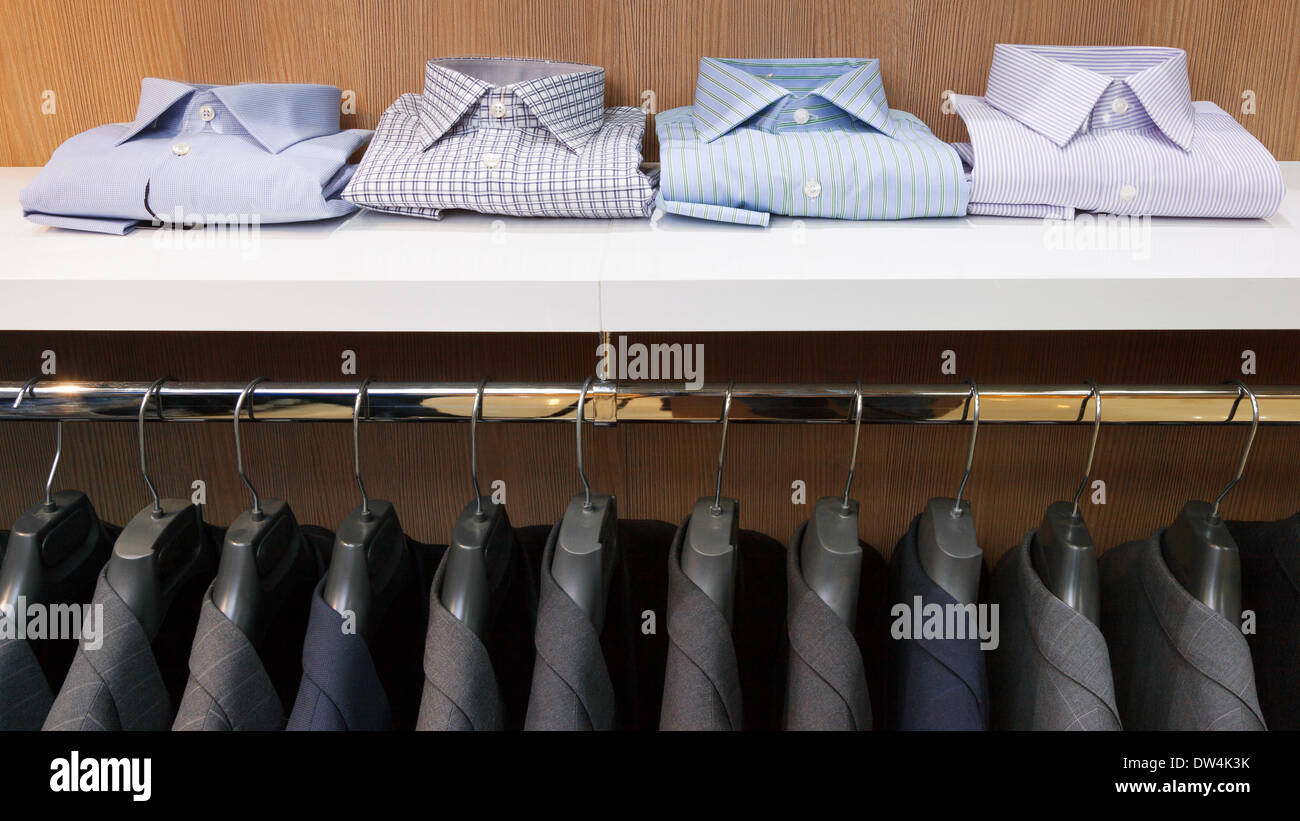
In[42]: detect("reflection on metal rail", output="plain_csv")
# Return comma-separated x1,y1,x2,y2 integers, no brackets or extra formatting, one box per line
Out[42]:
1,381,1298,425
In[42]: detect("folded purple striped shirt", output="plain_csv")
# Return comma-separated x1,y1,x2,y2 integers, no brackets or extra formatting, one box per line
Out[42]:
950,45,1285,219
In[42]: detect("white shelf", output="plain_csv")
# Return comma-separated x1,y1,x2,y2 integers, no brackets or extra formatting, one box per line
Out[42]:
2,163,1298,332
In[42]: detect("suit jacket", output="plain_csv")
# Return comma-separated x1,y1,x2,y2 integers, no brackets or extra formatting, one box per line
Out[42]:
286,580,392,731
783,522,873,730
659,516,743,731
1100,532,1265,730
43,568,172,731
417,529,536,730
889,515,989,730
0,629,53,731
1,521,123,730
172,585,284,730
1228,513,1300,729
524,520,616,730
990,534,1121,730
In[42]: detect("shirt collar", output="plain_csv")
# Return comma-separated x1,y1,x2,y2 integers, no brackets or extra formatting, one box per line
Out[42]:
691,57,898,142
416,58,606,153
115,78,345,153
983,44,1197,151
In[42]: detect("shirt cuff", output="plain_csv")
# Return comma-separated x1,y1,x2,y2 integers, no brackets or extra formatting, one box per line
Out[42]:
24,212,142,234
656,194,769,226
966,202,1077,219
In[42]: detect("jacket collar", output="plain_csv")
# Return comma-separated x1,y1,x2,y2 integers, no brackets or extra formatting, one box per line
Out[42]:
786,524,870,729
115,78,345,153
1142,531,1266,726
896,516,990,719
692,57,898,142
984,44,1196,152
664,516,743,730
416,58,605,153
1008,533,1121,722
300,580,391,730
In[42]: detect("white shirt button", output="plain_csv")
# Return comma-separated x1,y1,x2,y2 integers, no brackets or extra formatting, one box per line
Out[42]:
198,105,215,122
172,142,190,156
482,153,501,169
1112,98,1130,115
803,179,822,199
490,101,507,118
793,107,811,125
1119,184,1137,202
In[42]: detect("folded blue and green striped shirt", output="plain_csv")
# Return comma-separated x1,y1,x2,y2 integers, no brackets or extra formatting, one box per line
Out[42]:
657,58,969,226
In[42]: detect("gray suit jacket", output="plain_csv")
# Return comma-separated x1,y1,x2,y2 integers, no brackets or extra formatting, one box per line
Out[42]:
43,569,171,731
172,585,284,730
417,548,506,730
0,633,54,730
990,534,1121,730
1100,532,1266,730
0,536,45,730
659,517,742,731
524,521,615,730
783,522,871,730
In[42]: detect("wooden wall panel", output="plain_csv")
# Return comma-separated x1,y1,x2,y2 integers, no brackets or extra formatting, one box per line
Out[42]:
2,0,1296,165
1,330,1298,568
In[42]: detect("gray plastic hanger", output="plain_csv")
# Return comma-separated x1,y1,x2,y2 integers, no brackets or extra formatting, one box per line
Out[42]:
916,380,984,605
1031,380,1102,624
1161,380,1257,621
321,378,412,642
104,377,211,640
210,377,319,644
799,380,865,627
440,378,515,638
682,381,740,625
551,376,618,631
0,377,114,613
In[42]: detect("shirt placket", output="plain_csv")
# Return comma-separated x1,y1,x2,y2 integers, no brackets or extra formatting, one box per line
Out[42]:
474,88,520,215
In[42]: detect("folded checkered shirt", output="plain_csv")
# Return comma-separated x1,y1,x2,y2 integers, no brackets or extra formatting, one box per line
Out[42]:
344,58,656,219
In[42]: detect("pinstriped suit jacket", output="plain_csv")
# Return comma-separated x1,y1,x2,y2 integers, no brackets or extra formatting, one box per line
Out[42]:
43,569,171,731
172,587,283,730
0,530,58,730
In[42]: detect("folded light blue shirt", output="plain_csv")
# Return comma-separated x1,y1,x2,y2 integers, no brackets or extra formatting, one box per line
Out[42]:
657,58,969,226
21,78,373,234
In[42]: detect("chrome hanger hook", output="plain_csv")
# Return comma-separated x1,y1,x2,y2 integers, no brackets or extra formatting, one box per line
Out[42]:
471,378,488,518
710,381,735,515
138,377,174,516
576,375,595,510
234,376,268,518
1071,380,1102,518
952,380,980,516
840,380,864,514
352,377,373,519
14,376,61,509
1211,380,1259,520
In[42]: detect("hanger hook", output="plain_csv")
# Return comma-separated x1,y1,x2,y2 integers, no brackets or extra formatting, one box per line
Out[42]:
353,378,373,519
1212,380,1259,520
138,377,174,516
576,375,595,510
14,376,61,509
840,380,864,514
1071,380,1102,518
711,381,735,515
952,380,980,516
471,378,488,517
234,376,268,518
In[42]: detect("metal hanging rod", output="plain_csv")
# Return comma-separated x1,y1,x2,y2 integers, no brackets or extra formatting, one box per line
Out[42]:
2,381,1299,425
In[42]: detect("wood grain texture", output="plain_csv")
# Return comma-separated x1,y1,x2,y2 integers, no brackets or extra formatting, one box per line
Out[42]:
1,330,1298,567
2,0,1296,165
